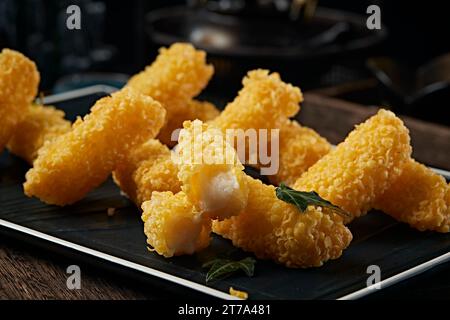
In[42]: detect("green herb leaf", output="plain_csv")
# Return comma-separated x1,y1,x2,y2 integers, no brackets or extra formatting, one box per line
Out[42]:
202,257,256,284
275,183,350,218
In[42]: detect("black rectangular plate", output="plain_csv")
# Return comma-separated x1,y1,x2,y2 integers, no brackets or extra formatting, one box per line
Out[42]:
0,86,449,300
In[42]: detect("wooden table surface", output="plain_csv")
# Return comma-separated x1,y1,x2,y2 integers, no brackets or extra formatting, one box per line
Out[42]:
1,93,449,300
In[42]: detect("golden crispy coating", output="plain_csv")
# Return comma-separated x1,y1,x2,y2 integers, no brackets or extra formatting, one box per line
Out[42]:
142,191,211,258
0,49,40,151
446,185,450,229
157,99,220,147
176,120,249,220
113,139,181,205
211,69,302,131
293,109,412,222
126,43,213,111
213,176,352,268
141,120,249,258
7,104,71,164
269,120,332,186
375,160,449,232
267,109,449,233
126,43,214,144
113,101,219,205
24,88,166,205
190,100,221,122
211,69,303,175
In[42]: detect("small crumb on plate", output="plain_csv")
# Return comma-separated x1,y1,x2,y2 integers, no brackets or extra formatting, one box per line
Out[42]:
229,287,248,299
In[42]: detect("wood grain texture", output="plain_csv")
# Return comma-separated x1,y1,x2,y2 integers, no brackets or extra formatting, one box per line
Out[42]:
0,236,149,300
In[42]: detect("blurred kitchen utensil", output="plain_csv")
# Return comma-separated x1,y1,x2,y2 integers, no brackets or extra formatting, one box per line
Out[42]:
146,5,386,100
368,53,450,126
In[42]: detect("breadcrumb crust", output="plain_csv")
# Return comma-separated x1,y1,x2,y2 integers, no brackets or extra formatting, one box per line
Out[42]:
7,104,71,163
24,88,166,205
0,49,40,151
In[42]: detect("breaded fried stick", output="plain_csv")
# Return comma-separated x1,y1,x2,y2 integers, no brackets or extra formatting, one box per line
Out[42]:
276,110,449,232
113,101,219,205
114,139,181,205
24,88,166,206
374,160,450,233
126,43,214,146
269,119,331,186
157,99,220,147
141,120,248,257
7,104,71,164
279,121,449,234
142,191,212,257
189,100,221,123
0,49,40,151
292,110,412,222
211,69,301,131
210,69,330,183
213,176,352,267
176,120,249,220
446,185,450,228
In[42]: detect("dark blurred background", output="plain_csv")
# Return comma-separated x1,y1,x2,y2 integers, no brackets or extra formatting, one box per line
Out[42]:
0,0,449,123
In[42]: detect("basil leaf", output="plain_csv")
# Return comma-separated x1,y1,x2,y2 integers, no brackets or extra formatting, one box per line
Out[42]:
203,257,256,283
275,183,350,218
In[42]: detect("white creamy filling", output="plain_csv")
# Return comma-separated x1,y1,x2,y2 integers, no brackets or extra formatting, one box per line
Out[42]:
198,169,243,220
165,213,202,255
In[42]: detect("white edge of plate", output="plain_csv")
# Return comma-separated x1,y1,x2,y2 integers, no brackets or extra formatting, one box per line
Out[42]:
4,85,450,300
0,218,238,300
42,85,119,105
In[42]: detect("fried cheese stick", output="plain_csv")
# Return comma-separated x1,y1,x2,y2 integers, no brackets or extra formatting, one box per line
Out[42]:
113,139,181,205
374,160,450,232
277,114,450,232
213,176,352,267
269,119,331,186
211,69,301,131
176,120,249,220
24,88,166,205
210,69,331,184
113,101,218,205
125,43,214,146
7,104,71,164
292,110,411,222
142,191,212,257
0,49,40,151
157,99,220,146
141,120,248,257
